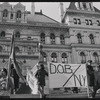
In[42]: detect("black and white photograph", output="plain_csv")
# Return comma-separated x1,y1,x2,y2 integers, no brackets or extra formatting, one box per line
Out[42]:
0,2,100,98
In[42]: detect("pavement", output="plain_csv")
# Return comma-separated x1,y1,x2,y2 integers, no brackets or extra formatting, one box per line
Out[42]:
10,83,100,98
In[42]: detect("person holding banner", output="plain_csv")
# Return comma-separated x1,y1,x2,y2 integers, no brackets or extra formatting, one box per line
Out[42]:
86,60,94,98
35,63,48,98
91,64,100,98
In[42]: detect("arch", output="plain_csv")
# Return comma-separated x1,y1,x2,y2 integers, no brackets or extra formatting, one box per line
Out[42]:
80,52,86,64
16,10,21,18
15,31,20,38
89,34,95,44
77,33,82,43
50,33,55,44
15,46,20,53
3,9,8,17
93,52,99,63
42,52,47,62
62,53,68,63
51,52,57,62
40,33,45,44
0,31,5,37
60,34,65,45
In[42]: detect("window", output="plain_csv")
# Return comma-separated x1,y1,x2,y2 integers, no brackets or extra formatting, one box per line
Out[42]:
89,34,95,44
97,20,100,26
3,9,8,18
15,47,20,53
40,33,45,44
16,10,21,19
0,31,5,37
50,33,55,44
77,19,81,24
85,19,89,25
62,53,68,63
93,52,99,63
77,33,82,44
10,13,13,19
15,32,20,38
51,53,57,63
89,20,92,25
73,18,77,24
42,52,47,62
80,52,86,64
60,34,65,45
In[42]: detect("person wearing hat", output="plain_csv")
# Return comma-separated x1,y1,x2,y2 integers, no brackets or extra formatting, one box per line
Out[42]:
0,68,14,98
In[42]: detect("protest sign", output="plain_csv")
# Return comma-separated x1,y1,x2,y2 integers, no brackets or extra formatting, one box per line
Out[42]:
48,62,88,88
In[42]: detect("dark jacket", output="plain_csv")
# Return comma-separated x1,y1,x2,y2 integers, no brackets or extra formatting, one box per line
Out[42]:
94,69,100,86
87,65,94,86
35,69,48,86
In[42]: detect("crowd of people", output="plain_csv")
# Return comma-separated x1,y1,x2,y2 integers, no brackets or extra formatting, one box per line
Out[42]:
0,60,100,98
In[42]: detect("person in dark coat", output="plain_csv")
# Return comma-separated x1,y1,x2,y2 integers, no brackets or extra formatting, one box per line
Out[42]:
35,63,48,98
86,60,94,87
91,64,100,98
86,60,94,98
10,64,19,94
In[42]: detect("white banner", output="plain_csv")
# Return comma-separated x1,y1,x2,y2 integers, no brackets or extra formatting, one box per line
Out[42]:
48,62,88,88
26,64,38,94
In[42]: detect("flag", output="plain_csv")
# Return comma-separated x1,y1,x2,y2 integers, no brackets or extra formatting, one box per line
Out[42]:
26,63,38,94
8,32,26,83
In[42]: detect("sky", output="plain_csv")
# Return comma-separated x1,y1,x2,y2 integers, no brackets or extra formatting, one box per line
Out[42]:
1,2,100,22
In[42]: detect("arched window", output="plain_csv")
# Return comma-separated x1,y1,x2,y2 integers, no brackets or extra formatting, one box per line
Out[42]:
51,53,57,63
93,52,99,63
77,33,82,43
60,34,65,45
15,47,20,53
15,32,20,38
0,31,5,37
42,52,47,62
16,10,21,19
89,34,95,44
3,9,8,18
62,53,68,63
0,46,3,52
50,33,55,44
80,52,86,64
40,33,45,44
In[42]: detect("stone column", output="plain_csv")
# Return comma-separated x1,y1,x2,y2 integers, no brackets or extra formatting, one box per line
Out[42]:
71,47,77,64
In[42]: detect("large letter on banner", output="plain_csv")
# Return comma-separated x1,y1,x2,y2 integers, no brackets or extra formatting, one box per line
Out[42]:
48,62,88,88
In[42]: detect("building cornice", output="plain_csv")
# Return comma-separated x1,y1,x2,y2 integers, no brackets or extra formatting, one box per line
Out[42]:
0,21,69,29
71,43,100,48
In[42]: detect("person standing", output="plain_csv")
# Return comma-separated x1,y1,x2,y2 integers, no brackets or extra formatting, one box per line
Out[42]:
10,64,19,94
0,68,14,98
91,64,100,98
35,63,48,98
86,60,94,98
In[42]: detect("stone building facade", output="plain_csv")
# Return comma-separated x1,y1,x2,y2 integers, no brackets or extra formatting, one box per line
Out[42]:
0,2,69,76
61,2,100,65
